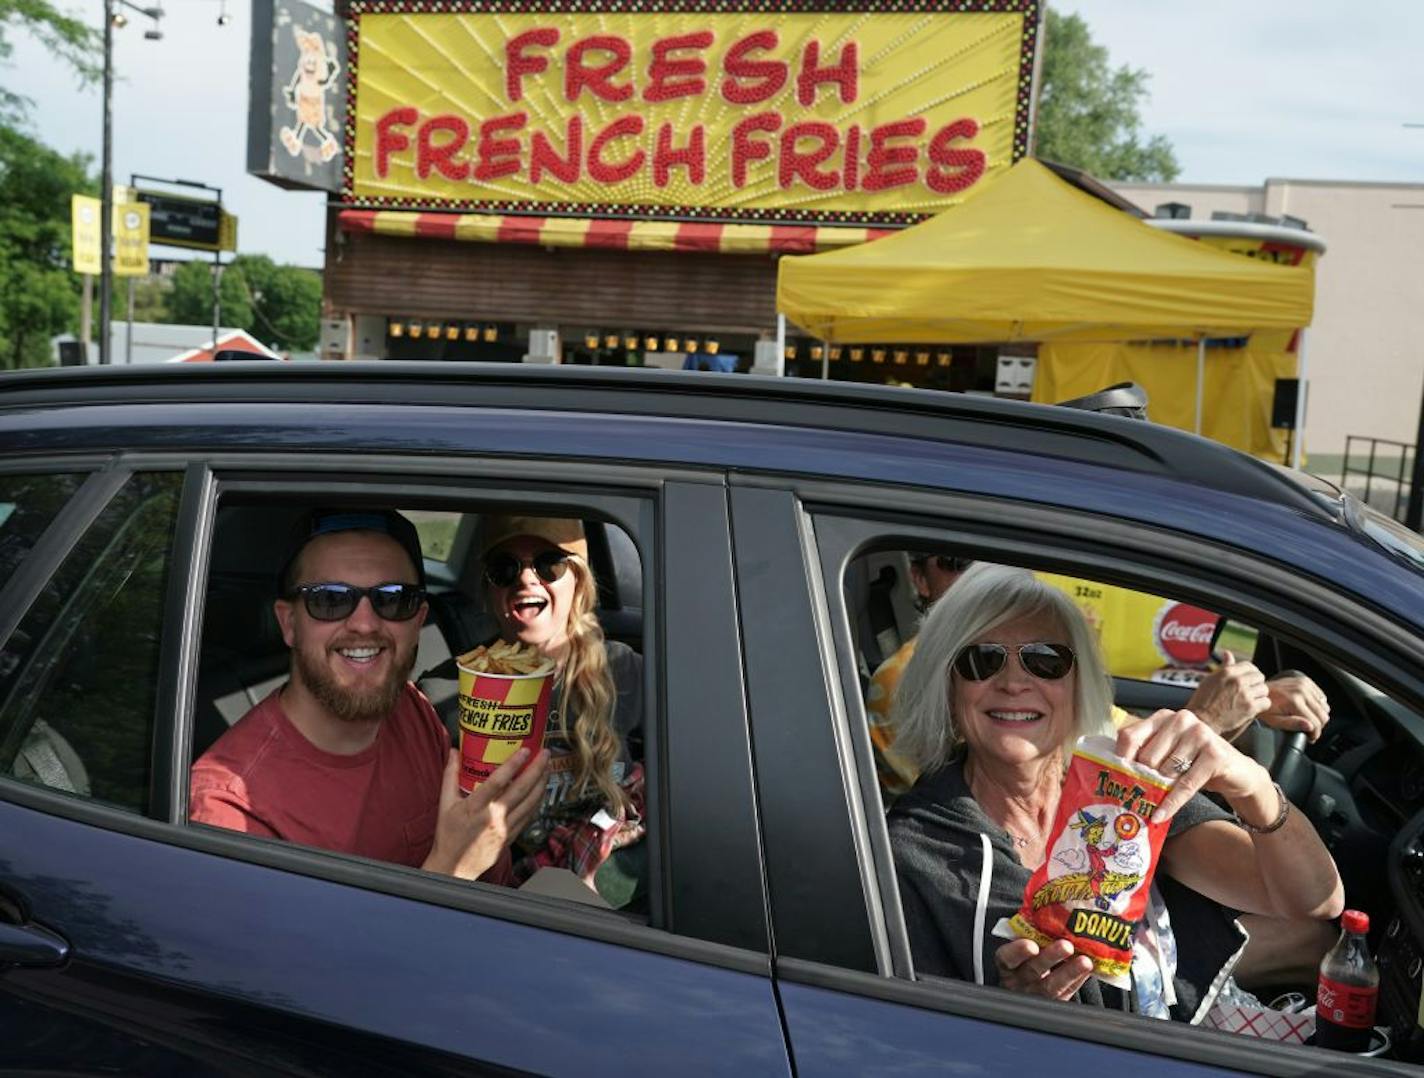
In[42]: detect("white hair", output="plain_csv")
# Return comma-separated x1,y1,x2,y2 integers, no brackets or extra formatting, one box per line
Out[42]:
891,563,1114,775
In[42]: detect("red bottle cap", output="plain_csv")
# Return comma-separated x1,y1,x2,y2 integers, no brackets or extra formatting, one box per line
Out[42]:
1342,909,1369,934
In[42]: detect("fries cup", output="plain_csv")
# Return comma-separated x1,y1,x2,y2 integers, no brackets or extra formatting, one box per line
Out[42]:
455,660,555,792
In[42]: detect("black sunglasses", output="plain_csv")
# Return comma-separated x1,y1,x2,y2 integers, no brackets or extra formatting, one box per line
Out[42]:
484,549,571,588
288,582,426,622
914,555,974,574
953,642,1076,682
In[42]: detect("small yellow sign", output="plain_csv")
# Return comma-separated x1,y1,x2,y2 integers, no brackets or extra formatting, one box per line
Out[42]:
112,203,151,277
219,211,239,252
71,194,101,275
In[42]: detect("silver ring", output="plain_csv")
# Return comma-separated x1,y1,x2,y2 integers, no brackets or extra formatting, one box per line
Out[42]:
1169,754,1194,774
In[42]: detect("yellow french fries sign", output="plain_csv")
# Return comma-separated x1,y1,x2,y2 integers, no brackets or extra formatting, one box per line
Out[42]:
71,194,101,275
347,1,1040,225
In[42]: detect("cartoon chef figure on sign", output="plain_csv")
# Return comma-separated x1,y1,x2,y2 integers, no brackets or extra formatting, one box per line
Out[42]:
280,26,341,163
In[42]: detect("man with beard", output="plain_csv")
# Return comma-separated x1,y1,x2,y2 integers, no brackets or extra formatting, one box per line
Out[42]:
190,509,548,880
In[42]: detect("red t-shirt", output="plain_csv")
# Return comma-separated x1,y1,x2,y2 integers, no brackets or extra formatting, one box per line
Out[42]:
190,683,448,867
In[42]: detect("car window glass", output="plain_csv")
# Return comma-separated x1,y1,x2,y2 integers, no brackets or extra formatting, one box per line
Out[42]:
193,499,651,920
0,472,182,813
0,471,87,593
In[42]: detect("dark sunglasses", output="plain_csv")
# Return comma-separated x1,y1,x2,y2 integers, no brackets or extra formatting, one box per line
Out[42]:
953,642,1076,682
915,555,974,574
484,549,571,588
288,582,426,622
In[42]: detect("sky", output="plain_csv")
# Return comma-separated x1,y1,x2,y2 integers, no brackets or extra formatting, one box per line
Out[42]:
8,0,1422,268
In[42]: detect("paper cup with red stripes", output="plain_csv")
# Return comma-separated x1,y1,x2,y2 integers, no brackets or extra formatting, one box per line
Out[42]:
455,660,555,792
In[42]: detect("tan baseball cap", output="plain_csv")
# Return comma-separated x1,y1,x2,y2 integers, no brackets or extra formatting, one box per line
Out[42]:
478,514,588,561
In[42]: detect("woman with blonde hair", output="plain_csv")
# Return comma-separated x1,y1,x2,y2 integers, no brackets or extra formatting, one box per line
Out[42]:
477,515,644,907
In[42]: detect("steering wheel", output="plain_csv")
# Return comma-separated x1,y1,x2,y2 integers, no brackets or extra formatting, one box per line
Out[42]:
1270,730,1311,806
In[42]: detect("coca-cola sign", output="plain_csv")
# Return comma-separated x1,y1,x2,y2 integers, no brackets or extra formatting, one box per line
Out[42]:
1153,602,1219,666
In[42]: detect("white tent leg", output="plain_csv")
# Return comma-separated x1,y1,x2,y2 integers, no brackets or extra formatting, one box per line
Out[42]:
821,339,829,380
775,314,787,377
1195,338,1206,435
1292,329,1309,470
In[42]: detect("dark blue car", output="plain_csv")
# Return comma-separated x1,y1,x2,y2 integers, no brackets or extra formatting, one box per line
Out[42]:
1,363,1421,1076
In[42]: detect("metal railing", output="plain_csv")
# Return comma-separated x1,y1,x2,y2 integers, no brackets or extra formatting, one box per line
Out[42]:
1342,436,1414,521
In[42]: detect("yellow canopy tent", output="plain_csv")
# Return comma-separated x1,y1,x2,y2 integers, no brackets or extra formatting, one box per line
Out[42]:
775,157,1316,462
776,157,1314,343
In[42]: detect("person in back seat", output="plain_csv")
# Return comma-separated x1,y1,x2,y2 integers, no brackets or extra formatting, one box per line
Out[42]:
190,509,548,881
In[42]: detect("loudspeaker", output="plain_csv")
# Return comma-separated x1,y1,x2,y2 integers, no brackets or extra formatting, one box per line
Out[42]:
58,340,87,367
1271,379,1300,430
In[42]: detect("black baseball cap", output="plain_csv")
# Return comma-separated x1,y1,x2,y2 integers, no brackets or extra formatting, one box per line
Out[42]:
277,508,426,594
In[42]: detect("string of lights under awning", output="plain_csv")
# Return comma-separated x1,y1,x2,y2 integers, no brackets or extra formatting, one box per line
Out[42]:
336,210,894,255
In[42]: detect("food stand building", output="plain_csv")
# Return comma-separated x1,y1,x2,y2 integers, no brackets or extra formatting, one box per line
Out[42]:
248,0,1044,373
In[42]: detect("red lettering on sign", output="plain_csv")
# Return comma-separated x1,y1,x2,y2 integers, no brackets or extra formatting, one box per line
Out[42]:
530,115,583,185
730,112,781,188
375,107,418,178
566,35,634,103
474,112,526,182
416,115,470,181
862,117,925,191
796,40,858,106
779,122,839,191
926,118,985,193
653,122,706,187
721,31,787,105
645,30,713,103
843,124,862,190
588,114,645,183
505,28,558,103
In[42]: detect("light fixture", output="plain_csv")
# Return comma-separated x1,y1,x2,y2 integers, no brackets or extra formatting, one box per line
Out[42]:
937,352,951,367
445,323,459,340
850,347,864,362
705,339,720,355
483,325,498,342
409,320,423,339
464,325,479,342
916,351,930,366
389,320,404,338
645,335,659,351
829,346,842,361
784,345,797,360
872,348,886,364
111,11,128,27
810,345,823,361
605,333,619,349
584,331,599,349
624,334,639,350
893,349,908,365
685,339,699,354
426,322,441,340
667,338,681,353
217,0,231,25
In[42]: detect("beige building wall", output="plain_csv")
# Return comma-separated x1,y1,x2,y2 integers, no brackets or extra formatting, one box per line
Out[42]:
1110,179,1424,465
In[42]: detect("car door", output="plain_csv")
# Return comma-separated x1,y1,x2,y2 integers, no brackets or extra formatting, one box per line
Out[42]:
0,456,791,1076
729,479,1424,1077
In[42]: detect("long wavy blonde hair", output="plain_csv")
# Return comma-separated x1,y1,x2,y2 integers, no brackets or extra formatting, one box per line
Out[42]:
545,556,630,817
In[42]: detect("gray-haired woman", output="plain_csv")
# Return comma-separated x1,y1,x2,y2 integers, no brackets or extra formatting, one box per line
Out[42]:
887,564,1342,1020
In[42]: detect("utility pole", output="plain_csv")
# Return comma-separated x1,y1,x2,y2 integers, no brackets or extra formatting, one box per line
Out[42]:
1404,124,1423,530
99,0,113,365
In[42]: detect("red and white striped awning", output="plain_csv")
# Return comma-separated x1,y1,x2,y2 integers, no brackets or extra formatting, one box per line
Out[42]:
337,209,893,255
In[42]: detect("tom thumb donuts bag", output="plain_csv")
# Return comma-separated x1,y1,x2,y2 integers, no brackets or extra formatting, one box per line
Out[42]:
998,735,1179,988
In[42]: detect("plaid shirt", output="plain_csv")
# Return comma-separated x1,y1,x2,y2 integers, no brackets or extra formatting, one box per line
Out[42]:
512,762,646,886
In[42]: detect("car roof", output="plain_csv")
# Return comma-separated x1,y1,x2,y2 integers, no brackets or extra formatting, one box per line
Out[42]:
0,362,1329,520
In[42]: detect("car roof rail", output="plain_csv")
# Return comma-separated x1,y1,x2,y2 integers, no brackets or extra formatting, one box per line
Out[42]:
0,362,1326,519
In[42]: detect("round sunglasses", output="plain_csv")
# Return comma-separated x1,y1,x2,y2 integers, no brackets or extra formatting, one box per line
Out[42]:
953,642,1076,682
484,549,571,588
288,582,426,622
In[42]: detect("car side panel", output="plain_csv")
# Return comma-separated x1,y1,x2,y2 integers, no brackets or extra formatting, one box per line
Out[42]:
0,799,790,1076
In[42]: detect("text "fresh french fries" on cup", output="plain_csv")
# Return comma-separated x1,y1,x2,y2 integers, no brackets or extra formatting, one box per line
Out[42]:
455,642,555,793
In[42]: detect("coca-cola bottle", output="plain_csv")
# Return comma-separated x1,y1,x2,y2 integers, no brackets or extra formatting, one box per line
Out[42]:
1315,909,1380,1052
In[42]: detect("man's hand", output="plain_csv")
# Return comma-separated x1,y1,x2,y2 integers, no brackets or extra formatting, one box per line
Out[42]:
995,938,1093,1000
1260,673,1331,742
422,748,549,880
1186,650,1271,740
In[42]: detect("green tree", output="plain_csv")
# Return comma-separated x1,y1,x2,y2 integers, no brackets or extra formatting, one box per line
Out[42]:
0,0,102,120
167,259,252,331
0,123,93,368
1035,8,1180,182
232,255,322,352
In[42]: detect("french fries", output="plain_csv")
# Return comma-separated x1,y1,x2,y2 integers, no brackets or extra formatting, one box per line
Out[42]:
456,640,555,676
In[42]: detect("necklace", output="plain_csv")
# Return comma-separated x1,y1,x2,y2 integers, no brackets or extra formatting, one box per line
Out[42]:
1005,830,1030,849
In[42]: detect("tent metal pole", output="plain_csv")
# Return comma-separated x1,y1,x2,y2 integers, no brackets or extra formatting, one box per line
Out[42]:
775,313,787,377
821,339,829,380
1195,338,1206,435
1292,329,1309,470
